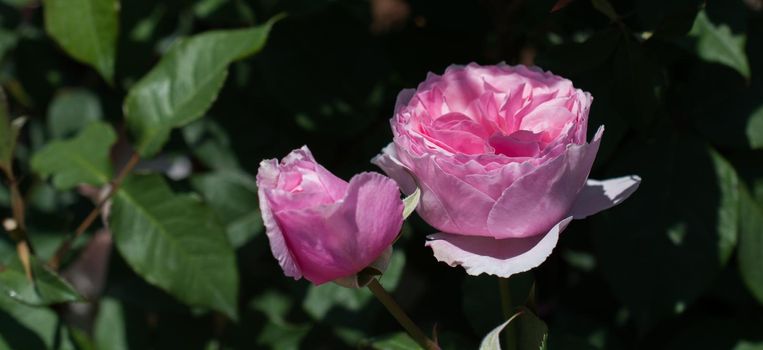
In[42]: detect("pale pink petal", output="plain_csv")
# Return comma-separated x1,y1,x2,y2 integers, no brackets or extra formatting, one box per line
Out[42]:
425,217,573,277
486,126,603,238
371,143,418,195
569,175,642,219
394,88,416,114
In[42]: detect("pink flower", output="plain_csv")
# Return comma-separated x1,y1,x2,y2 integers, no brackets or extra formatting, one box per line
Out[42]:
373,63,640,277
257,146,404,285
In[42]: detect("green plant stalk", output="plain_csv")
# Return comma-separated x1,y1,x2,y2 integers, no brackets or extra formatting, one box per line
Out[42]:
367,278,440,350
499,277,518,350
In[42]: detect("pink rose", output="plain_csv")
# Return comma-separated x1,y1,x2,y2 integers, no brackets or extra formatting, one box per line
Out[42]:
257,146,404,285
373,63,640,277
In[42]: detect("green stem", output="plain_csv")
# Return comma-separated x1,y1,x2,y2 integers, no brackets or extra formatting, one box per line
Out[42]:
499,277,518,350
367,278,440,350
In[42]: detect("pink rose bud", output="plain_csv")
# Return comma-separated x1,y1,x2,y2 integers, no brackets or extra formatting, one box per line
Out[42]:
257,146,404,285
373,63,641,277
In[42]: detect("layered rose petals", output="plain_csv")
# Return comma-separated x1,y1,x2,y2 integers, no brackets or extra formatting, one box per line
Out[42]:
258,146,404,285
374,63,641,277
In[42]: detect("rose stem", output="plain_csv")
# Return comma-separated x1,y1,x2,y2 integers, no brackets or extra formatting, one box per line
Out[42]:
48,151,140,269
367,278,440,350
499,277,518,350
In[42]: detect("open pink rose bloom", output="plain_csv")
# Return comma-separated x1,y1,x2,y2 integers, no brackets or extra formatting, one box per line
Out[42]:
373,63,641,277
257,146,404,285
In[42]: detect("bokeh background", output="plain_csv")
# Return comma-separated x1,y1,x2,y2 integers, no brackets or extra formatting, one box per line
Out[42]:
0,0,762,349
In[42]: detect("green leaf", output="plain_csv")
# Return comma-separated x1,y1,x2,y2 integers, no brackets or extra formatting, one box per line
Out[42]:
591,0,618,21
47,89,103,139
43,0,118,83
31,121,115,190
191,170,262,248
710,149,741,263
182,119,240,170
402,187,420,220
747,105,763,149
612,32,661,129
479,308,548,350
738,184,763,304
479,311,523,350
368,332,420,350
689,10,751,79
0,254,83,306
109,174,239,319
250,292,311,350
591,133,742,326
0,293,78,350
516,308,549,350
124,15,283,157
93,298,135,350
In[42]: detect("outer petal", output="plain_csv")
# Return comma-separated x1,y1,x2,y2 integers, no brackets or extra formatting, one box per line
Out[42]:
425,217,573,277
395,89,416,114
407,152,496,237
487,126,603,238
371,143,418,195
569,175,642,219
275,172,403,285
257,160,302,280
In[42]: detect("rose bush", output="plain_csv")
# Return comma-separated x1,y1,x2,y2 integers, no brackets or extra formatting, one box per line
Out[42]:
257,146,404,285
374,63,641,277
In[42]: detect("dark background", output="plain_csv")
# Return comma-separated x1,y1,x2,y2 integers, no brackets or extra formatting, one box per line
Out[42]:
1,0,762,349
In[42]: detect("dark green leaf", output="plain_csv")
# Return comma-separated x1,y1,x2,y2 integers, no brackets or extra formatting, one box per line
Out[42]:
109,174,239,319
0,293,78,349
31,121,115,190
182,119,240,170
591,133,742,326
479,308,548,350
747,105,763,149
591,0,618,21
43,0,118,83
689,10,751,79
0,254,82,306
47,89,103,139
612,32,661,128
250,292,311,350
190,170,262,248
124,15,282,157
368,332,419,350
738,184,763,304
93,298,133,350
516,307,549,350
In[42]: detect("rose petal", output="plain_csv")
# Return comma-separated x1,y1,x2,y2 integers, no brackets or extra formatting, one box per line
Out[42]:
569,175,642,219
425,216,573,277
487,126,603,238
372,143,418,195
395,88,416,114
407,152,496,237
257,169,303,280
275,172,402,285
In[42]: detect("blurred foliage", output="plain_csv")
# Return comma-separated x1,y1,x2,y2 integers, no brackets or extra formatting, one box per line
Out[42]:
0,0,761,349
